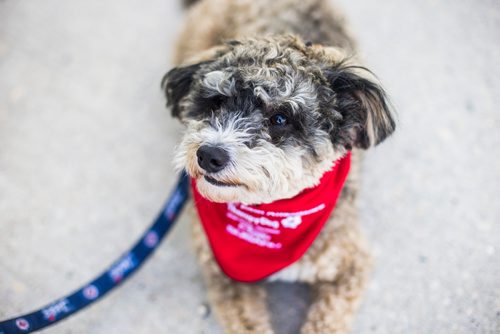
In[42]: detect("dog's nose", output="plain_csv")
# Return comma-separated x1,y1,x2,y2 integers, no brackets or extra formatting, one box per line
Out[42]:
196,145,229,173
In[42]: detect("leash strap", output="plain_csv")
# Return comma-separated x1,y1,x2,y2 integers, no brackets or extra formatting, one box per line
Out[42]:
0,172,190,334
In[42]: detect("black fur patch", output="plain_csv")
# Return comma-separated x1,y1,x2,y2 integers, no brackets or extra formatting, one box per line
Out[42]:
323,64,395,149
161,62,210,118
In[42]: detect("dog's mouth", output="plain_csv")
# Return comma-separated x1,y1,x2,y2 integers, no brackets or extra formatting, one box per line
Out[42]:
204,175,240,187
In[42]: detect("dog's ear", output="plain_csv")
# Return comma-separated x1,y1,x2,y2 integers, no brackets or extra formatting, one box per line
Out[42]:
323,62,396,149
161,62,207,119
162,44,234,119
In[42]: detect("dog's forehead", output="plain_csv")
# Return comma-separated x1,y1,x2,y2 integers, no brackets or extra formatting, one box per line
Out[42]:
199,45,321,108
230,41,306,65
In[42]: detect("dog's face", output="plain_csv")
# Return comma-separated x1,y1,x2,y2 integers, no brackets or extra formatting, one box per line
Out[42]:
163,36,395,204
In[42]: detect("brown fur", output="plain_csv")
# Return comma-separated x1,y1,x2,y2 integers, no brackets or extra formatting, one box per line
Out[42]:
173,0,356,65
171,1,382,333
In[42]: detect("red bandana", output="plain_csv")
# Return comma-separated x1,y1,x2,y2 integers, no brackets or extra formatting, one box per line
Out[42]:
191,153,351,282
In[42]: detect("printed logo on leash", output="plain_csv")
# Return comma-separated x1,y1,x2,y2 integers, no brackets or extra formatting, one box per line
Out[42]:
41,299,73,322
82,285,99,300
143,231,159,248
108,253,137,283
164,188,185,220
15,318,30,331
192,153,351,282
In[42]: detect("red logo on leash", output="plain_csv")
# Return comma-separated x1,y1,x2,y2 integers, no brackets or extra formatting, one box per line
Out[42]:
83,285,99,300
144,231,159,248
15,318,30,330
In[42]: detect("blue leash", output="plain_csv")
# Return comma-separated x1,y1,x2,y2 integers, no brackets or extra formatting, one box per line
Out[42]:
0,172,190,334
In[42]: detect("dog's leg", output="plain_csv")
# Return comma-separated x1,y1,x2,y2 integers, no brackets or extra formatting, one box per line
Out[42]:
300,223,372,334
190,206,274,334
205,276,273,334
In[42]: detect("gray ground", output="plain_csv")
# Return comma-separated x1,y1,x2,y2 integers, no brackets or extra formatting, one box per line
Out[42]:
0,0,499,333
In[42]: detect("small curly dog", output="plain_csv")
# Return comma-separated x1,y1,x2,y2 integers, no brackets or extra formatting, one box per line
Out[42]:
162,0,395,333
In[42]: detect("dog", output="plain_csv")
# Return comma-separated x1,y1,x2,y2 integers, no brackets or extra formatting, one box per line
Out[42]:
162,0,395,333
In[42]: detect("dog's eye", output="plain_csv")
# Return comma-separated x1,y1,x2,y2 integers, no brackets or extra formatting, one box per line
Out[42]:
270,113,288,126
